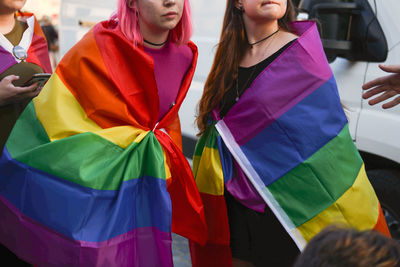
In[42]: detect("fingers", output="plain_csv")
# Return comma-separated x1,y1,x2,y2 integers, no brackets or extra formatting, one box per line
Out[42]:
20,82,42,97
1,75,20,84
379,64,400,74
362,76,389,90
22,82,39,92
9,82,41,101
382,96,400,109
363,65,400,90
362,84,387,99
367,90,398,106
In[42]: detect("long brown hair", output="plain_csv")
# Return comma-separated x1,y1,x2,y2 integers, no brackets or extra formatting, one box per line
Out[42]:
196,0,296,135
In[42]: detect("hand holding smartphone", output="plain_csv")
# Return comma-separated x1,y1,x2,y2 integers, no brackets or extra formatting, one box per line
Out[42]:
23,73,51,88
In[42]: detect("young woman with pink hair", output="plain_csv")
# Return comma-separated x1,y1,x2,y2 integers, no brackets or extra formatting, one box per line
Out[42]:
0,0,207,266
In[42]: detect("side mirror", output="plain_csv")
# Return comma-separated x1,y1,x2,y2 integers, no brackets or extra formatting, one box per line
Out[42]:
299,0,388,63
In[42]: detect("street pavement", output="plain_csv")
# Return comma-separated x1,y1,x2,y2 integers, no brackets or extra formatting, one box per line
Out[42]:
172,233,191,267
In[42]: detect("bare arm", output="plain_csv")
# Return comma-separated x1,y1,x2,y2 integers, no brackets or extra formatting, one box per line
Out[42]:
0,75,41,107
362,64,400,109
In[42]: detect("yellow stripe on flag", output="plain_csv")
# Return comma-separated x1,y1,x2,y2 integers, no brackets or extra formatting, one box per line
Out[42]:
297,164,379,241
34,74,148,148
164,150,172,180
194,147,224,196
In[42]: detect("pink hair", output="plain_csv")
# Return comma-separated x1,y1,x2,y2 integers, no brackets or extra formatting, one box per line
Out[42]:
115,0,193,46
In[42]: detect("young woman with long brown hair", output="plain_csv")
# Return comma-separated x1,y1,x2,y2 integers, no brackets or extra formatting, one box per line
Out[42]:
190,0,390,266
197,0,296,128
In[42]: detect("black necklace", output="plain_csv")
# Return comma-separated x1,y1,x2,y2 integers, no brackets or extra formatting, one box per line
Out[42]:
236,29,278,102
235,65,258,102
143,39,168,47
248,29,279,48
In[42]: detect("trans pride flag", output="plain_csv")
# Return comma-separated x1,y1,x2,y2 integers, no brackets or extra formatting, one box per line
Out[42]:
190,21,389,266
0,20,206,266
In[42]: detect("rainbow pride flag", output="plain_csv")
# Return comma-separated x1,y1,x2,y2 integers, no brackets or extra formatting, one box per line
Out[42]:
0,20,206,266
190,21,389,266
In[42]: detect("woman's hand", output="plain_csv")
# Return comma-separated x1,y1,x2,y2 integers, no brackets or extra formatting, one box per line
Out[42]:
0,75,41,107
362,64,400,109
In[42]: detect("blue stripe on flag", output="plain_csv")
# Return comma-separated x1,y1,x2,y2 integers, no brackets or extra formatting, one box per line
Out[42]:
0,149,171,242
240,76,347,186
217,135,234,183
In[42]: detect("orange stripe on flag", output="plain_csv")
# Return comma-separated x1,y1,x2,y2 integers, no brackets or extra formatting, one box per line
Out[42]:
373,203,391,238
56,30,142,130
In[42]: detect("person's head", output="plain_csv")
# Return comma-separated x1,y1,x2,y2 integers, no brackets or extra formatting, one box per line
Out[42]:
293,226,400,267
196,0,296,134
235,0,295,31
0,0,26,15
116,0,192,46
41,15,51,25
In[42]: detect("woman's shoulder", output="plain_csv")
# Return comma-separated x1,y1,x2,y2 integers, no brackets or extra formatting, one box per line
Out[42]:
260,31,297,61
169,42,194,62
276,31,299,47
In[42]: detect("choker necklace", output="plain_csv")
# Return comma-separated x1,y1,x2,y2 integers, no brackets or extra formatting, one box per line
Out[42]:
143,39,168,47
248,29,279,48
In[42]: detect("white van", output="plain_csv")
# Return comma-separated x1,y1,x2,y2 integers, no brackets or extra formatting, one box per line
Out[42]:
58,0,117,57
58,0,400,238
297,0,400,239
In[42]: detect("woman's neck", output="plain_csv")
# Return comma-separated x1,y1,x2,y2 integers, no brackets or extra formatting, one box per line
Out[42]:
240,19,284,67
139,21,170,49
243,19,279,51
0,13,15,35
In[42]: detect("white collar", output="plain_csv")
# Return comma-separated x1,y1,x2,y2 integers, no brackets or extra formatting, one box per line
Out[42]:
0,15,35,63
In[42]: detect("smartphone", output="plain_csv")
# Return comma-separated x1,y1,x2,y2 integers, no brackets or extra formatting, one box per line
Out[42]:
23,73,51,87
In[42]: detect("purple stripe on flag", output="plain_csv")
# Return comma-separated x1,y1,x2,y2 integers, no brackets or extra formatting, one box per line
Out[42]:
216,135,265,211
239,76,347,186
0,195,173,267
224,21,332,145
225,159,266,213
0,46,17,74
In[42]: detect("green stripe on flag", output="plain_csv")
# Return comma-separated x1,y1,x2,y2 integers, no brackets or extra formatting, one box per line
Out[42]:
193,124,220,177
6,102,50,153
194,123,219,157
267,124,363,227
6,103,167,190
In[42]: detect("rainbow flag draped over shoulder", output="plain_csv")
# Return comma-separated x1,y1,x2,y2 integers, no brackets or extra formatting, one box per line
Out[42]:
190,21,389,266
0,19,206,267
0,11,51,74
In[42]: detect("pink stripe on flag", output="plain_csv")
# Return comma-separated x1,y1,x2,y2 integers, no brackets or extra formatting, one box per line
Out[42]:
0,46,17,74
223,21,333,146
0,195,173,267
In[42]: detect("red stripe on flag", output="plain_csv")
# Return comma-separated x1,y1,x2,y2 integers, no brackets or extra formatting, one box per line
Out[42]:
189,192,232,266
189,240,232,267
155,130,207,245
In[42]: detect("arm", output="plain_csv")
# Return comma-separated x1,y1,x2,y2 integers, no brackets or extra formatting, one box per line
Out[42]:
362,64,400,109
0,75,40,107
